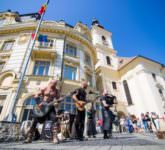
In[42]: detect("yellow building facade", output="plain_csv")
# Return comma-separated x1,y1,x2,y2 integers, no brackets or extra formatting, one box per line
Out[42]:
0,11,97,122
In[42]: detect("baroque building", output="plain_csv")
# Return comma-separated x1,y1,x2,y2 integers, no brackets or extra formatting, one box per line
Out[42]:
0,10,165,122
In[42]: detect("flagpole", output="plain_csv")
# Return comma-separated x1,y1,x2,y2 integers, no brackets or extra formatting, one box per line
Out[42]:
6,0,50,122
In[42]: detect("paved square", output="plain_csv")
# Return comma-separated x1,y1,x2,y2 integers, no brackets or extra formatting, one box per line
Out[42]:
0,133,165,150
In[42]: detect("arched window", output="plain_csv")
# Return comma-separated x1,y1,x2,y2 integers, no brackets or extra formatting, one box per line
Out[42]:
22,97,37,122
106,56,111,65
102,36,108,46
123,80,133,105
102,36,106,41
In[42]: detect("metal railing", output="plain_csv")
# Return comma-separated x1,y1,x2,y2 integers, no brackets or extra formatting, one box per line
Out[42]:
35,41,53,48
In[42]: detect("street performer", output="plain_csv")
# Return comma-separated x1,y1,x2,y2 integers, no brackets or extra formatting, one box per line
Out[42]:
24,79,61,143
72,80,88,141
100,89,117,139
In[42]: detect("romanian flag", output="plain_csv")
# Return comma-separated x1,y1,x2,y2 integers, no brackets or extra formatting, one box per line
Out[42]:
31,33,36,40
38,0,49,15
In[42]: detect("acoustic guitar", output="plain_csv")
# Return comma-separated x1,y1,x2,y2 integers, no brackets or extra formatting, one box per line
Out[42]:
75,95,101,111
75,100,87,111
33,94,70,118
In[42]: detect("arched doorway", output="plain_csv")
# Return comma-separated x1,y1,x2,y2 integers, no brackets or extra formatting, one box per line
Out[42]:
21,97,36,122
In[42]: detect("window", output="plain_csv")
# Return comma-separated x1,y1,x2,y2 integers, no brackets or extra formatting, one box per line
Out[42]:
0,19,5,26
65,44,77,57
86,73,93,87
102,36,108,46
33,61,50,76
47,39,54,47
123,80,133,105
22,97,37,121
84,53,92,66
60,97,76,114
106,56,111,65
112,81,117,90
152,73,156,81
2,41,14,51
0,95,7,114
158,89,164,100
102,36,106,41
63,65,77,80
0,62,5,72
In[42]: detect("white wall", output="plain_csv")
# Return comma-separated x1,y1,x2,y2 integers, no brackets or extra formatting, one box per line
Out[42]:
120,63,165,117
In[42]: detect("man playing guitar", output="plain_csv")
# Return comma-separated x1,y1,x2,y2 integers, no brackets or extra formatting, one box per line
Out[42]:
24,79,61,143
72,80,88,141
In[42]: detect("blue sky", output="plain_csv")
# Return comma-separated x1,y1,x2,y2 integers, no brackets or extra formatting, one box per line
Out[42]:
1,0,165,64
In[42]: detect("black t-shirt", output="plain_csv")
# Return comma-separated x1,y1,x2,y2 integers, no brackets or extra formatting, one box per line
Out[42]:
100,95,115,107
145,115,151,122
71,88,87,101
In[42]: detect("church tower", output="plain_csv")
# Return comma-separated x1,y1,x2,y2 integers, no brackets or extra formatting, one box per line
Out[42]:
91,19,118,70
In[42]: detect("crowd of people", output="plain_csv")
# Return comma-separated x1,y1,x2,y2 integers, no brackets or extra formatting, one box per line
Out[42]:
95,112,165,136
118,112,164,134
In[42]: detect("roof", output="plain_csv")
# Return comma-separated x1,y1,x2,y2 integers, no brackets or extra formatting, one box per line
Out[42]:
118,56,137,70
118,55,165,70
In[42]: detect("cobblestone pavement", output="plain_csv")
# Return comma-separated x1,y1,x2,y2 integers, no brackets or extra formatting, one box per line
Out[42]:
0,133,165,150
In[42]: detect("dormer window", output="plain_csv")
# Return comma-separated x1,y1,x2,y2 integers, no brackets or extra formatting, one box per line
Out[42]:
106,56,111,65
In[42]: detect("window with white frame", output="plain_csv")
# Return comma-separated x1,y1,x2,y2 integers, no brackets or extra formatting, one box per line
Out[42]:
0,95,7,114
33,61,50,76
65,44,77,57
84,52,91,66
60,97,76,114
63,65,77,80
0,19,5,26
2,41,14,51
22,97,37,121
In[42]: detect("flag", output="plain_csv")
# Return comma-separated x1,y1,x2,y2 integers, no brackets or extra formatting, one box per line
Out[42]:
31,33,35,40
31,33,39,40
31,33,48,42
38,4,47,15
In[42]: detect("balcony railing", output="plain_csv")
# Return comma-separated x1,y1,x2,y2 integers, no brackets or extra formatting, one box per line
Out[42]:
34,41,53,49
